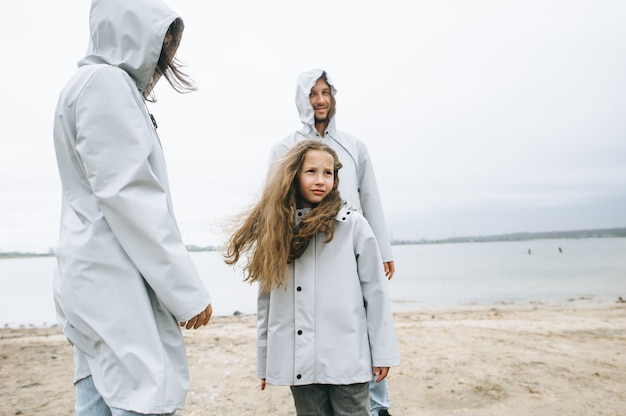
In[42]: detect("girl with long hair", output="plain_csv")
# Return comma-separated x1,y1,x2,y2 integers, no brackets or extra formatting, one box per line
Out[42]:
224,140,399,415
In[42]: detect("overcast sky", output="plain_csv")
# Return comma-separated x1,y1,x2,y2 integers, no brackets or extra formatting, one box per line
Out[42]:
1,0,625,252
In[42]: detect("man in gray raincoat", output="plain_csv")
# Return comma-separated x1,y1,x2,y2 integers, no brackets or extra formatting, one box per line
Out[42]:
268,69,396,416
52,0,212,414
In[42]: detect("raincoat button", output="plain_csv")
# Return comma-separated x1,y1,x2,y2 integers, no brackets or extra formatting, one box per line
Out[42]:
297,330,302,335
297,286,302,291
297,374,302,379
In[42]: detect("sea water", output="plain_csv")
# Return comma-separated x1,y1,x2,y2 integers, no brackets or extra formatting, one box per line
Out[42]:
1,238,624,327
388,238,625,310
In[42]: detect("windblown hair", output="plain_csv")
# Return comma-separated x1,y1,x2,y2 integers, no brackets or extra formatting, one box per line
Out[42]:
145,18,197,101
223,140,344,293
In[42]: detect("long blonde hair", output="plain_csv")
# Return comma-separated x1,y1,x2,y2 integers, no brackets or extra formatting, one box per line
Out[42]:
223,140,343,293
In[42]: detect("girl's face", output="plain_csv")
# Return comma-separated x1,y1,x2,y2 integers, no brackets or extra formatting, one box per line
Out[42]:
297,150,335,208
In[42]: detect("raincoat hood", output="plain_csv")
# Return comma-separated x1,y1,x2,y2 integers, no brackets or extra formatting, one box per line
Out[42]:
295,68,338,136
78,0,181,94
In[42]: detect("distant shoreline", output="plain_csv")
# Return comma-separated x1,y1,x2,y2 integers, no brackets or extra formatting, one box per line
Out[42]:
2,227,625,258
394,227,626,245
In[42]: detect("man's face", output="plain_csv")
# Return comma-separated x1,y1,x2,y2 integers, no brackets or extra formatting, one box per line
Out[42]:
309,78,334,123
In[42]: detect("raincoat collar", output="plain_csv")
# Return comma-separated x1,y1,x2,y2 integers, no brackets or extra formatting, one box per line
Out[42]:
336,200,357,222
295,201,356,225
78,0,180,95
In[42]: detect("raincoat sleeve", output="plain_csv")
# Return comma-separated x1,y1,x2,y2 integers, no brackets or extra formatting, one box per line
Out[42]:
257,287,270,379
354,216,399,367
74,67,210,322
356,140,394,263
268,143,285,168
266,139,293,182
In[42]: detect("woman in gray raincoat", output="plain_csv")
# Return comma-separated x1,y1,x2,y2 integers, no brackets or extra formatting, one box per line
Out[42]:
52,0,211,414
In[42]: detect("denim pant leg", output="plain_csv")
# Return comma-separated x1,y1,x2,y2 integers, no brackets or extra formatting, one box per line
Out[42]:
111,408,176,416
369,376,391,415
75,375,176,416
75,376,112,416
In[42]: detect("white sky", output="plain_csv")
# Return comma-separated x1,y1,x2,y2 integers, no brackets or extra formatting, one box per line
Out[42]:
1,0,625,252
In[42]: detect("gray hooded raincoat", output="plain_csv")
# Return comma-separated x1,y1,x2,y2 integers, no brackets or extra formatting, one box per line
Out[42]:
269,69,394,262
52,0,210,412
257,203,400,386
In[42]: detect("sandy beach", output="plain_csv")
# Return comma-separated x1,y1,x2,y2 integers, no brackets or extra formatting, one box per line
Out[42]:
1,299,625,416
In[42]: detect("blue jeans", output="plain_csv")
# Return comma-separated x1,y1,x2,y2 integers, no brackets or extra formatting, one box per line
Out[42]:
75,376,176,416
369,376,391,415
290,383,370,416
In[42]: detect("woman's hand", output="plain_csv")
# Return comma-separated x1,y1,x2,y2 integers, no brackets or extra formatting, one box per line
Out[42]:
384,261,395,280
180,304,213,329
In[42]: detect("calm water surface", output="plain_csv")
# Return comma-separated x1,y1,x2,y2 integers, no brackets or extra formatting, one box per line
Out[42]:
1,238,624,327
389,238,625,310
